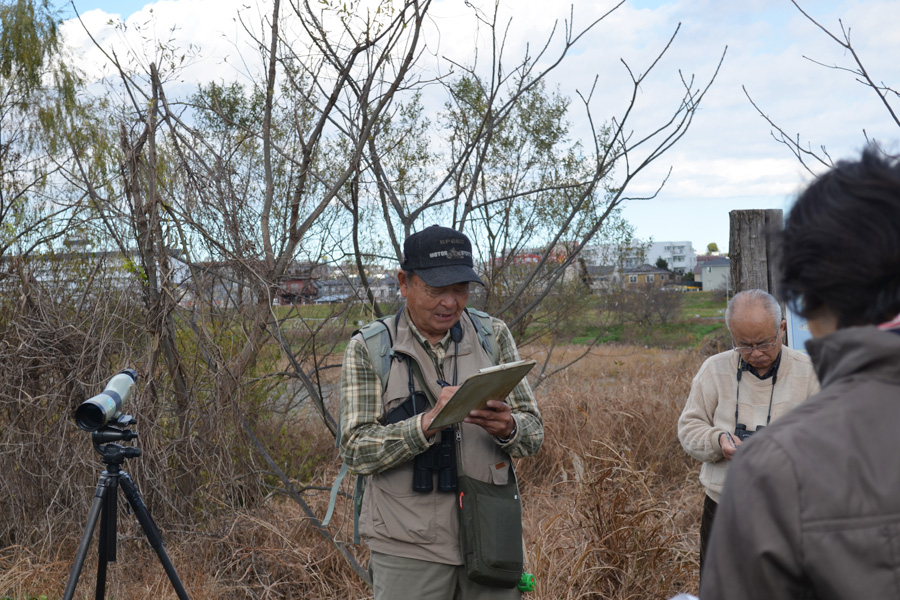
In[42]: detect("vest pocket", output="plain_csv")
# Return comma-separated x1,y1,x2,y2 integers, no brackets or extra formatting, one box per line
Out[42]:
459,421,510,484
365,462,437,544
489,460,510,485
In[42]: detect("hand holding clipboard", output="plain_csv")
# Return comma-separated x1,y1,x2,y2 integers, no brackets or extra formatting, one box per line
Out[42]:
428,360,536,430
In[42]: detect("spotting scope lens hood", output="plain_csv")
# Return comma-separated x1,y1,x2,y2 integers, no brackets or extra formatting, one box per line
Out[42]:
74,369,137,432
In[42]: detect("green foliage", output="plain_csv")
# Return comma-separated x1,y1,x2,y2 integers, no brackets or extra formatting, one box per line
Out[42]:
444,75,595,239
0,0,58,93
571,323,624,345
680,290,727,318
122,256,148,283
655,256,668,270
192,81,265,133
0,0,88,261
561,290,726,348
707,242,719,253
262,418,333,488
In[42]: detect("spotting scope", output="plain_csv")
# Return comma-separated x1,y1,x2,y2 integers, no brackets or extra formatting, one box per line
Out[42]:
74,369,137,432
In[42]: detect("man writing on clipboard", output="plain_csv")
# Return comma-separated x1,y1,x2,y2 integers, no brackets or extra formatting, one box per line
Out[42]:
338,225,544,600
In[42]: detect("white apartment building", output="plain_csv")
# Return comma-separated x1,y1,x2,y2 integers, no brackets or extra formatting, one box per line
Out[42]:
646,241,697,274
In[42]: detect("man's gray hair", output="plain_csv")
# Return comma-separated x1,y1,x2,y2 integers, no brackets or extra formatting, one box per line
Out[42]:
725,289,783,332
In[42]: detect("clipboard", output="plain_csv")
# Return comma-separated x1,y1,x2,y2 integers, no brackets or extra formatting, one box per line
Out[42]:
428,359,536,429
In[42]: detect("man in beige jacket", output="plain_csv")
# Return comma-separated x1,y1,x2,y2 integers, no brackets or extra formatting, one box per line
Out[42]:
677,289,819,574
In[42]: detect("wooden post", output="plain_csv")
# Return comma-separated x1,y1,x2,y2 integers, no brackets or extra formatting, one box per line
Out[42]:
728,209,783,296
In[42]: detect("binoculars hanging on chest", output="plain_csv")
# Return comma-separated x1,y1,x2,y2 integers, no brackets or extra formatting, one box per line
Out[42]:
734,423,765,441
385,391,459,493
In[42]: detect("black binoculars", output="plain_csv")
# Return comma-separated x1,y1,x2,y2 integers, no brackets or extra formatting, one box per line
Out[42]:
413,428,458,493
385,391,459,493
734,423,765,441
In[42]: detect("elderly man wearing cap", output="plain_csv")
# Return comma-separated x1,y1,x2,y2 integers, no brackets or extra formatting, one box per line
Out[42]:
338,225,543,599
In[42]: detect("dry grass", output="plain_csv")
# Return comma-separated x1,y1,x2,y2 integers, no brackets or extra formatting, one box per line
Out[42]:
0,344,709,600
517,345,704,599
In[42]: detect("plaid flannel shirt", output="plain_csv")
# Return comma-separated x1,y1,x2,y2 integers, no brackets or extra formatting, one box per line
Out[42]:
339,313,543,476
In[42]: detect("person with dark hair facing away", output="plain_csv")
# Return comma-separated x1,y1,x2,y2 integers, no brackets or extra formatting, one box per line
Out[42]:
677,289,818,577
338,225,543,600
702,148,900,599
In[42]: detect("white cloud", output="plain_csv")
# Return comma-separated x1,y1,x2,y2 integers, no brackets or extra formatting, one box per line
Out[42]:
61,0,271,85
58,0,899,251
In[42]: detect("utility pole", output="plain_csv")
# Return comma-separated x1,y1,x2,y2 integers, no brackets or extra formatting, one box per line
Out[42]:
728,209,783,295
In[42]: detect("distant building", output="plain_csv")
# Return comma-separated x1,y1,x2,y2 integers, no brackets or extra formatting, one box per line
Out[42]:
315,276,361,303
581,243,647,270
370,274,400,303
582,265,620,292
694,256,730,292
646,241,697,274
278,262,329,305
583,240,697,274
623,264,672,287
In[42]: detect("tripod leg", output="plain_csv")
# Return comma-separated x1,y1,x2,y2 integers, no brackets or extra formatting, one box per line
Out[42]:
62,473,112,600
118,472,191,600
95,474,118,600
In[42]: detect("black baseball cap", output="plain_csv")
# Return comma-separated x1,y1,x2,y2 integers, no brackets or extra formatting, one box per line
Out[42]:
401,225,484,287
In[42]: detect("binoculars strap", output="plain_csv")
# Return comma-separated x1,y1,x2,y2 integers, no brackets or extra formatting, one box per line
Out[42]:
406,358,436,407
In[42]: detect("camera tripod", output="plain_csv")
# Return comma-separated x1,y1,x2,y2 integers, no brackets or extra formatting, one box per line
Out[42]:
63,425,191,600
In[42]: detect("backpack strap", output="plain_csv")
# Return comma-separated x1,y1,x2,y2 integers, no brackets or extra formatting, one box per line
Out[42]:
465,307,499,365
322,461,348,527
322,462,366,544
324,315,396,542
333,315,396,450
358,316,396,395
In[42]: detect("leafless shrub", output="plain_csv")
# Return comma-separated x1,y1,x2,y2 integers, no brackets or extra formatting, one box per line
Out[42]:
603,283,685,327
0,253,296,555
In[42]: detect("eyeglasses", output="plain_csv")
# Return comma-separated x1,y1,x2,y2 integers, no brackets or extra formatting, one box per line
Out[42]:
732,333,781,355
414,280,470,299
733,342,777,354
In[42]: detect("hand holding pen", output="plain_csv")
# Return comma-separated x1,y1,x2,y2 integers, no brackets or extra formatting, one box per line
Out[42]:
720,431,741,461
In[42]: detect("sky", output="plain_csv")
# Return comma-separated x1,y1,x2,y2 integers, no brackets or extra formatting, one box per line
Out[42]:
52,0,900,254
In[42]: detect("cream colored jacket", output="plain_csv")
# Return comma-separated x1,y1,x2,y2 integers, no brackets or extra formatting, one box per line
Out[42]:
677,345,819,502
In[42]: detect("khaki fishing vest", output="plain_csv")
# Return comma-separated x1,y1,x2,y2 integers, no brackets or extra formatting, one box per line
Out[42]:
358,309,513,565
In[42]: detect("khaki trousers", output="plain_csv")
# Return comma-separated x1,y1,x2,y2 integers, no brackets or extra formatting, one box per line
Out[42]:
369,551,522,600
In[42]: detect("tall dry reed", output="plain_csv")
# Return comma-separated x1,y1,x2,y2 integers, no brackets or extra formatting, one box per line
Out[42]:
1,344,709,599
517,345,704,599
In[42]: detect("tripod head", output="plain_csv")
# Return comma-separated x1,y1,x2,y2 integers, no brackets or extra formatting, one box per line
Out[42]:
92,424,141,466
